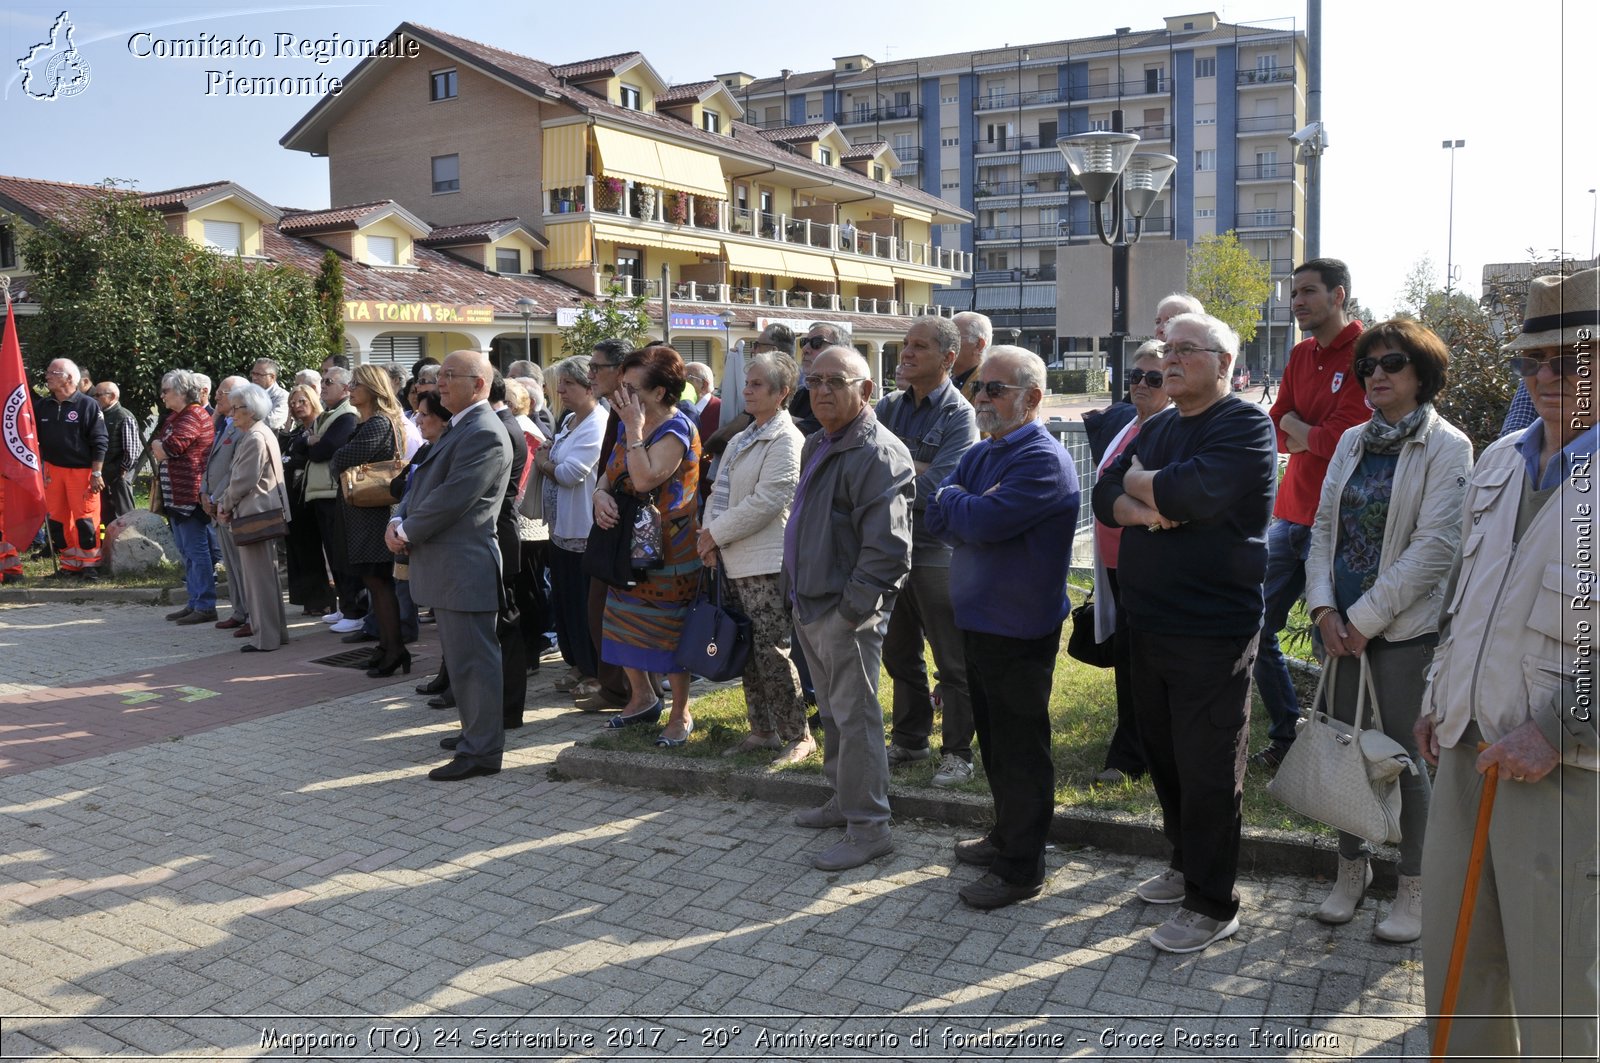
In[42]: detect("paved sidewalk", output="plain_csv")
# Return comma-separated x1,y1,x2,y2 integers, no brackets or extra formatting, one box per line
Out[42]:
0,601,1429,1060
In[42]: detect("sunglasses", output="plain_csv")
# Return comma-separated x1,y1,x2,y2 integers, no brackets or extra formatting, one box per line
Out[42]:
1355,352,1411,378
1128,370,1165,388
801,336,830,349
974,380,1028,398
1508,352,1584,378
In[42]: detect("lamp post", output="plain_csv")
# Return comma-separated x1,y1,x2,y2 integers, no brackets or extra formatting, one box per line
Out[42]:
1442,139,1465,297
1056,124,1176,398
515,296,536,365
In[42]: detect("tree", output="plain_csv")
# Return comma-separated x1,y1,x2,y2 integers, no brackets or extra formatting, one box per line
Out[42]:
1187,231,1272,345
314,249,346,361
19,185,324,420
555,285,654,356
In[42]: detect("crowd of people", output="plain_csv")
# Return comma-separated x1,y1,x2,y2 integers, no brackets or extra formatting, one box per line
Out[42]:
5,259,1594,1056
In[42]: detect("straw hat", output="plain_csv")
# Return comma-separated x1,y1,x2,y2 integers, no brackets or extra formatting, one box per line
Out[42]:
1503,267,1600,351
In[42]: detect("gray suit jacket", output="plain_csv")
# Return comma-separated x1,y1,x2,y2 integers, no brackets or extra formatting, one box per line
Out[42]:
220,422,289,520
203,419,240,504
398,402,512,613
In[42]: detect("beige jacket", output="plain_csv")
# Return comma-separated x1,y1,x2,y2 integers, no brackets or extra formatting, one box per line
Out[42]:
1422,434,1597,771
704,410,804,579
220,421,290,521
1306,406,1473,643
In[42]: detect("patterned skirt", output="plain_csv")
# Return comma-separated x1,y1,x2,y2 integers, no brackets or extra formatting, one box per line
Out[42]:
602,511,702,673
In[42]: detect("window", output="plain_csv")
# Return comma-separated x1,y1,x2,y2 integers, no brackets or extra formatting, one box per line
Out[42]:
620,84,642,110
941,94,958,105
1195,103,1216,126
1145,68,1163,93
818,147,833,165
1255,150,1279,179
1089,117,1111,132
893,132,914,153
0,225,14,268
368,335,423,365
1038,120,1058,143
1195,57,1216,79
615,249,641,282
201,219,242,254
1194,149,1216,171
432,154,460,193
366,235,398,266
495,248,521,274
702,109,721,133
430,68,457,101
1257,54,1279,76
873,165,885,181
1195,207,1217,219
1195,195,1216,219
941,136,959,147
941,222,961,234
941,182,960,191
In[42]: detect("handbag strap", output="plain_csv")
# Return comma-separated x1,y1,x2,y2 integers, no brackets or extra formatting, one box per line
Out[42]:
1320,654,1383,732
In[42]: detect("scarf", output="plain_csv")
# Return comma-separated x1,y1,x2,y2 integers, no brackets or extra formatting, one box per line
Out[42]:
1362,403,1430,455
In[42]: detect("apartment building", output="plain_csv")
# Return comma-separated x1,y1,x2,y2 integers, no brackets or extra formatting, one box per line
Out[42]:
728,11,1307,371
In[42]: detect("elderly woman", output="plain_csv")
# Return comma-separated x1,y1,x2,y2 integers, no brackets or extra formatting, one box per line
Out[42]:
282,383,333,616
218,383,291,653
592,345,703,746
503,377,552,667
1303,319,1471,941
329,364,409,678
533,356,605,694
696,351,812,762
1089,340,1173,786
152,370,217,623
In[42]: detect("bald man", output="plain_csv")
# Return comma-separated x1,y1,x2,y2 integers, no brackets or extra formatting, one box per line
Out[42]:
34,358,107,576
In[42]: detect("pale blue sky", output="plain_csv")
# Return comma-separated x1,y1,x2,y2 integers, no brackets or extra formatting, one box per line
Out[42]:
3,1,1594,315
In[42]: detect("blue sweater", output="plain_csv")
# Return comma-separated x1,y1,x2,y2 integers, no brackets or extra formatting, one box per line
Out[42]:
925,420,1080,639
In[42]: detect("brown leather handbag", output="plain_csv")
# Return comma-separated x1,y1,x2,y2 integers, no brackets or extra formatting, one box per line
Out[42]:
338,419,405,507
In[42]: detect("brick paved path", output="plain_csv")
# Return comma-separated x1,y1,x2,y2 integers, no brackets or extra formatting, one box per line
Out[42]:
0,602,1430,1060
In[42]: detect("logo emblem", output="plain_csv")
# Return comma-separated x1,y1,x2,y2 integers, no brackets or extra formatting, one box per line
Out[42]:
1331,371,1345,393
706,642,718,657
17,11,92,102
65,409,79,422
3,385,40,472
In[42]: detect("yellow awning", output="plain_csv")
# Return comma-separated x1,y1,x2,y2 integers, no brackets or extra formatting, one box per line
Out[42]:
722,242,790,276
542,122,588,189
779,248,839,284
834,257,896,286
594,221,721,256
592,126,727,199
543,221,592,269
890,201,934,222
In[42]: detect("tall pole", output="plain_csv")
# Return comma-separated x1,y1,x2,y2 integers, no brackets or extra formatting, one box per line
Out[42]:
1305,0,1322,260
1108,109,1128,400
1590,188,1597,263
1443,139,1465,297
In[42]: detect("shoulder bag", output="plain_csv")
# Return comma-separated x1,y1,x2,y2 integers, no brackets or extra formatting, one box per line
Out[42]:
674,567,752,682
231,485,290,546
582,488,642,589
1066,592,1114,668
339,418,406,508
1266,654,1416,845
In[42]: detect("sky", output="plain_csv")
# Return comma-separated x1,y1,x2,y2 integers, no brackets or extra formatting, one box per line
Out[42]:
2,0,1595,319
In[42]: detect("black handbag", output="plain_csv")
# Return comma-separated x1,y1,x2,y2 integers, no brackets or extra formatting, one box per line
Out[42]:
1066,593,1114,668
674,568,752,682
583,489,642,588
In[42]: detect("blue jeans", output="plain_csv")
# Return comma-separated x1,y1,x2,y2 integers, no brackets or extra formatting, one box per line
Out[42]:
168,511,217,613
1254,518,1310,745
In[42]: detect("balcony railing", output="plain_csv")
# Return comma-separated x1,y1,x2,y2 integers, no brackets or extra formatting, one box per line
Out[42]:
833,103,922,125
1235,163,1290,181
976,222,1072,241
1235,209,1295,229
1236,68,1296,86
973,86,1068,112
974,265,1058,284
974,178,1071,197
1076,77,1170,100
606,275,959,320
973,135,1054,154
1126,122,1171,141
1236,114,1296,135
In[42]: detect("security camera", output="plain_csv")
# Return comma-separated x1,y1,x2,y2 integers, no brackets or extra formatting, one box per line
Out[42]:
1288,122,1325,147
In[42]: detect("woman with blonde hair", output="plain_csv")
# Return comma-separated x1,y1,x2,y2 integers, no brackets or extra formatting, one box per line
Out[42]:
330,364,410,678
282,383,333,615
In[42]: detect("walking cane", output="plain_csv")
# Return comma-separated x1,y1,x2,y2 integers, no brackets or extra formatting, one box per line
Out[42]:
1431,747,1500,1061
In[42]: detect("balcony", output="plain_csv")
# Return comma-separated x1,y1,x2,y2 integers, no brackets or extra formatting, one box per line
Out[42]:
1236,68,1296,86
973,134,1053,155
1236,113,1296,135
1126,122,1171,141
1077,77,1170,100
975,222,1071,242
606,274,958,320
1236,163,1291,181
833,103,922,126
973,86,1067,112
974,265,1057,284
974,178,1071,198
1234,209,1295,232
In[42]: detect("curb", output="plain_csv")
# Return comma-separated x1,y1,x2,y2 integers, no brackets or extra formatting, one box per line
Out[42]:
553,742,1402,891
0,584,230,606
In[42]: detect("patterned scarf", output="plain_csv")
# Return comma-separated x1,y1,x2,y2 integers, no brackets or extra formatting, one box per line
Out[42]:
1362,403,1430,455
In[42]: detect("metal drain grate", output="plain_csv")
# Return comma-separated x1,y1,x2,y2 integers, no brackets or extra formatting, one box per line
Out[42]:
310,648,381,669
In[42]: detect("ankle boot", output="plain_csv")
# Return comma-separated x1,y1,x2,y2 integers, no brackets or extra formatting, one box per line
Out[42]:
1314,856,1371,925
1375,875,1423,943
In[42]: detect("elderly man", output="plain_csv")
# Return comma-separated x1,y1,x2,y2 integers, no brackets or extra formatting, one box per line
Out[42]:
202,376,252,633
784,346,914,870
388,350,513,782
34,358,107,577
1153,292,1204,342
926,346,1078,908
950,311,992,400
684,361,721,505
1415,268,1598,1058
877,317,979,786
90,381,140,527
249,358,290,432
1092,312,1276,953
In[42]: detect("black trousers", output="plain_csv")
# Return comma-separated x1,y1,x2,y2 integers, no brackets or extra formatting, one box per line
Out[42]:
548,545,598,677
1102,568,1147,776
1129,628,1258,921
101,476,135,528
966,625,1061,888
311,498,366,618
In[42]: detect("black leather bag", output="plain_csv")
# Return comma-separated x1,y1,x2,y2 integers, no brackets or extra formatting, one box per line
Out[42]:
582,489,642,589
674,568,752,682
1066,593,1114,668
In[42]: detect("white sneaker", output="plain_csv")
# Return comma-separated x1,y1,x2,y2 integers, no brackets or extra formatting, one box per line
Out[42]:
321,611,343,624
1136,867,1186,904
330,617,364,633
930,754,975,787
1150,906,1241,954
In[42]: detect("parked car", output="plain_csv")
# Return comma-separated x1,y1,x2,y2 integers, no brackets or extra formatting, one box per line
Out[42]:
1232,367,1251,391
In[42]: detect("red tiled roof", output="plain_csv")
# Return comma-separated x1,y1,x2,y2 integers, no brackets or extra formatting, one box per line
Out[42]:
278,201,397,234
138,181,233,211
549,51,641,79
0,174,105,224
655,80,717,104
419,218,521,244
841,142,887,160
756,123,834,143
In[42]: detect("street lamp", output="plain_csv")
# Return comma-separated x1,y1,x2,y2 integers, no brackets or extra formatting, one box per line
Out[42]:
515,296,536,364
1056,128,1176,397
1442,139,1465,297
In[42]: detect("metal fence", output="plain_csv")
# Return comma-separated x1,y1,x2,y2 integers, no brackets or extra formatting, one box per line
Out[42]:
1043,417,1100,572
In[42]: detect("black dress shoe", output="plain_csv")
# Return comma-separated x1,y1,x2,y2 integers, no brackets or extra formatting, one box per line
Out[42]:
427,756,500,781
428,692,455,710
342,631,378,644
240,645,273,654
959,872,1043,910
416,674,448,696
954,837,1000,867
439,735,461,751
503,716,524,730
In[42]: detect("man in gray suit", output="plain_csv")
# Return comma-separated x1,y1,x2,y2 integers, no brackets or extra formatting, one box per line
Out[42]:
387,350,512,781
202,376,251,633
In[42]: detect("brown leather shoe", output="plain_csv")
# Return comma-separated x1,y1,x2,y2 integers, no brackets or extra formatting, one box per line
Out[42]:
232,624,254,638
215,617,244,630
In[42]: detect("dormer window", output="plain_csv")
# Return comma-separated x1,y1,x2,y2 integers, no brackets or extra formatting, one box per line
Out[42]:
873,165,885,181
431,69,457,101
620,84,642,110
819,147,833,166
702,109,721,133
367,236,398,266
496,248,521,274
202,220,243,254
432,154,460,194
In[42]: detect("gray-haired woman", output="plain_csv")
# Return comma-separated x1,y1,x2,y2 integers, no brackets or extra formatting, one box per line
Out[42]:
695,352,813,762
218,382,291,652
152,370,217,622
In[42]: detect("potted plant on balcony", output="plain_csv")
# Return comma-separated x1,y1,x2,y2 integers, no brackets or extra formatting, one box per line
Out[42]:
595,176,624,213
633,184,658,221
664,191,689,225
693,197,719,228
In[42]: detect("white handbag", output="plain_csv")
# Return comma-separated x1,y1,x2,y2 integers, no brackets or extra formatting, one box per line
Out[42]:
1266,654,1416,845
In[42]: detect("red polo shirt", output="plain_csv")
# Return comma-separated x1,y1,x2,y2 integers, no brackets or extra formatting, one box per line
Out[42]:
1269,320,1368,525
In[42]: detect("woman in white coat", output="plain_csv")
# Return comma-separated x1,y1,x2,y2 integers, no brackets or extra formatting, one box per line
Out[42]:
696,351,813,763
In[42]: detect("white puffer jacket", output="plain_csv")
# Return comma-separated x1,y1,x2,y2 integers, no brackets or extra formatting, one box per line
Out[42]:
704,410,804,579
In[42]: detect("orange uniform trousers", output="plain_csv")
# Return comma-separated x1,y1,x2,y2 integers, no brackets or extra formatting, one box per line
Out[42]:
43,463,102,571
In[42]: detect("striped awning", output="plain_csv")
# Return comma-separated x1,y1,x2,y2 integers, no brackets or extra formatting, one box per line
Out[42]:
834,257,896,286
889,202,933,222
1023,152,1067,174
542,122,588,189
594,221,721,256
723,242,836,285
543,220,592,269
592,126,726,199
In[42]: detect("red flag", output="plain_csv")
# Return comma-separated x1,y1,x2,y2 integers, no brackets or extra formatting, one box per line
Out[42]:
0,295,47,551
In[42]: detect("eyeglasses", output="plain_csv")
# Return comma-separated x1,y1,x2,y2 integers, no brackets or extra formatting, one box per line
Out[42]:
588,361,617,372
974,380,1028,398
1165,343,1223,360
46,369,70,378
803,374,866,393
1128,370,1166,388
1508,352,1584,378
437,370,480,381
801,336,831,349
1355,352,1412,379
